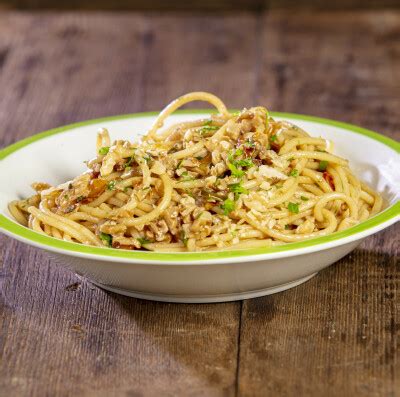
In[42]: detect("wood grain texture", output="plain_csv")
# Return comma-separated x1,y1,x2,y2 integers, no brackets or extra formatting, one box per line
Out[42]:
1,0,400,11
0,9,399,397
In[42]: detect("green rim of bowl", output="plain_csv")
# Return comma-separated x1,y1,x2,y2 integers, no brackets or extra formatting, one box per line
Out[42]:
0,110,399,262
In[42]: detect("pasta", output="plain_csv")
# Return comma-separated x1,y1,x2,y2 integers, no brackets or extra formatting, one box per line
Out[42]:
8,92,383,252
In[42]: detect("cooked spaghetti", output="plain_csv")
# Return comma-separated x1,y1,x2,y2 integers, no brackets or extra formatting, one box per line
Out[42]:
8,92,383,252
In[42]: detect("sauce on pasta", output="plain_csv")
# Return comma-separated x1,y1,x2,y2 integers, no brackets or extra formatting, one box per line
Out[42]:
8,92,383,252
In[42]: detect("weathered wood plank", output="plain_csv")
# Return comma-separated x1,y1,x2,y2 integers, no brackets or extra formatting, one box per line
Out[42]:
237,10,400,396
0,11,260,396
1,0,400,11
257,10,400,140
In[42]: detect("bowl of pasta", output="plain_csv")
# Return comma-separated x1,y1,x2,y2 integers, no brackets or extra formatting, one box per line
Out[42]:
0,92,399,302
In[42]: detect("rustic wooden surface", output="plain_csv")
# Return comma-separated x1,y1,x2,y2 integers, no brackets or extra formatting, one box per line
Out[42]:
0,10,399,397
1,0,400,11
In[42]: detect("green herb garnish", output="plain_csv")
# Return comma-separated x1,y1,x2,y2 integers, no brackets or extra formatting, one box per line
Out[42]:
99,146,110,156
137,237,151,246
107,181,116,191
235,158,254,168
300,196,309,201
288,202,299,214
180,171,194,181
289,169,299,177
143,155,151,163
99,232,112,247
228,182,249,200
199,125,219,135
125,156,134,168
221,198,235,215
180,231,189,246
318,160,328,172
227,162,244,178
270,135,278,142
227,149,254,178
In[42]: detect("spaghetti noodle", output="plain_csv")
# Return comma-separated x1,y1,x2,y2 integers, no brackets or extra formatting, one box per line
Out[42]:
8,92,383,252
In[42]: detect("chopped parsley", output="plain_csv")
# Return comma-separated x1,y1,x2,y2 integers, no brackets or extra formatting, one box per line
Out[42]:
199,125,219,135
289,169,299,177
230,148,243,158
228,182,248,200
221,198,235,215
180,171,194,181
137,237,151,246
227,149,254,178
176,160,183,169
318,160,329,172
195,156,204,161
235,158,254,168
203,120,213,126
143,154,152,163
284,224,291,230
228,162,244,178
270,134,278,142
107,180,116,191
99,232,112,247
76,196,85,203
180,231,189,246
288,202,299,214
300,196,309,201
99,146,110,155
125,156,134,168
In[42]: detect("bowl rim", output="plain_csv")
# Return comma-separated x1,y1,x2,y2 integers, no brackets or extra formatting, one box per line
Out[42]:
0,110,399,265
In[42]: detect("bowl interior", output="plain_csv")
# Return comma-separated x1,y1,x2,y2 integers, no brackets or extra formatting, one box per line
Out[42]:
0,112,398,209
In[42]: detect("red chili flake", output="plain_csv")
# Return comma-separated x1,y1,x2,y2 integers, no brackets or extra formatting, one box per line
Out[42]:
113,162,125,172
81,197,93,204
91,171,100,179
270,142,280,152
112,241,121,249
119,244,136,250
323,171,335,190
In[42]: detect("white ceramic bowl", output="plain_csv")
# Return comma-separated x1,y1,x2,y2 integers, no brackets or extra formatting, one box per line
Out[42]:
0,111,399,303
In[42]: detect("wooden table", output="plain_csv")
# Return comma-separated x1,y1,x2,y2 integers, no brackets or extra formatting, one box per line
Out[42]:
0,10,399,397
